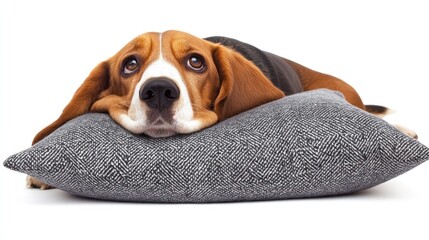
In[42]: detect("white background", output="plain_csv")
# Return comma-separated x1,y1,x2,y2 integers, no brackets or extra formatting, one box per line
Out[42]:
1,0,428,239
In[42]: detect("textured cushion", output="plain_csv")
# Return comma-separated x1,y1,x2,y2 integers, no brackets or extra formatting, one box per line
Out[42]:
3,89,429,202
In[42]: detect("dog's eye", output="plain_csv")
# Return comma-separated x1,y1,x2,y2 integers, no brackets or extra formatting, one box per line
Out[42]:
187,54,206,72
123,57,139,75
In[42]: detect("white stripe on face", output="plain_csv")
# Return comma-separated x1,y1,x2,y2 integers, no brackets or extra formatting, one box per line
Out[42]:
117,33,201,137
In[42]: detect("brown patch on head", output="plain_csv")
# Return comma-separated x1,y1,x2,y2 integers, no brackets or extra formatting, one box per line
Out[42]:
161,30,285,127
33,32,162,143
104,33,158,98
161,31,222,127
33,30,286,142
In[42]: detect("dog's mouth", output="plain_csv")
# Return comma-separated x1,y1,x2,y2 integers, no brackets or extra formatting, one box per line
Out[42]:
145,126,177,138
144,113,177,138
122,105,201,138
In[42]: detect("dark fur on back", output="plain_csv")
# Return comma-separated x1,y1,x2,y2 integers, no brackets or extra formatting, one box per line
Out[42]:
205,36,303,95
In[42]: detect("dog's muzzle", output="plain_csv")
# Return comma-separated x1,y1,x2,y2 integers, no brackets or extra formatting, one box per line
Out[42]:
139,77,180,111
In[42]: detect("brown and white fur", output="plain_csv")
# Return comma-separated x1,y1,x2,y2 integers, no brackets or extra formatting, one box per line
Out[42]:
27,30,417,189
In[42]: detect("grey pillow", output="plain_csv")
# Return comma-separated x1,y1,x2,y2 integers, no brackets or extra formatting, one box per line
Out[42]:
4,89,429,202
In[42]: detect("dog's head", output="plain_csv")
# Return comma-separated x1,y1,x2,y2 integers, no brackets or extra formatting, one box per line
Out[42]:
33,30,284,142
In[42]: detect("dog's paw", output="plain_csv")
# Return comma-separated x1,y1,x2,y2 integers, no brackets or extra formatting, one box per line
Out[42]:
393,124,418,139
26,176,54,190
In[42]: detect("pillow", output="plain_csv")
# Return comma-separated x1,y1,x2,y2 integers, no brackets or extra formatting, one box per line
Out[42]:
4,89,429,202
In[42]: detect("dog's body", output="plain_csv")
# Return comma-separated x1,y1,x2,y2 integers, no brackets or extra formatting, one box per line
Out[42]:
205,36,305,96
205,36,367,108
27,30,416,189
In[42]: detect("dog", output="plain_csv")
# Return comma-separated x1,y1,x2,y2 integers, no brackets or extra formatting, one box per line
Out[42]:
27,30,417,189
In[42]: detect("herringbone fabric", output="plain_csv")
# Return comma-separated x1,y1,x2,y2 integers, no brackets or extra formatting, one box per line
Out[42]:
4,90,429,202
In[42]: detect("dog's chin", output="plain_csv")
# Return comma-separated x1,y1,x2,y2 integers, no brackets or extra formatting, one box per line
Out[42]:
144,127,177,138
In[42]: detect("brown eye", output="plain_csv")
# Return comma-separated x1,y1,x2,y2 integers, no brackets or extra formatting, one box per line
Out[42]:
123,57,139,75
187,54,206,72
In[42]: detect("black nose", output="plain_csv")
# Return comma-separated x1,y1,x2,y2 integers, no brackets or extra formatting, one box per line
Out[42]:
139,77,180,111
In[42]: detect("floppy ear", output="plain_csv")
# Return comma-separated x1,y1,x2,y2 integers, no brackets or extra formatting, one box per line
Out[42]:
212,45,285,120
32,61,110,144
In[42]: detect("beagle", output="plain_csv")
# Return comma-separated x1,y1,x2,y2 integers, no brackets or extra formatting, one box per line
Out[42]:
27,30,416,189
